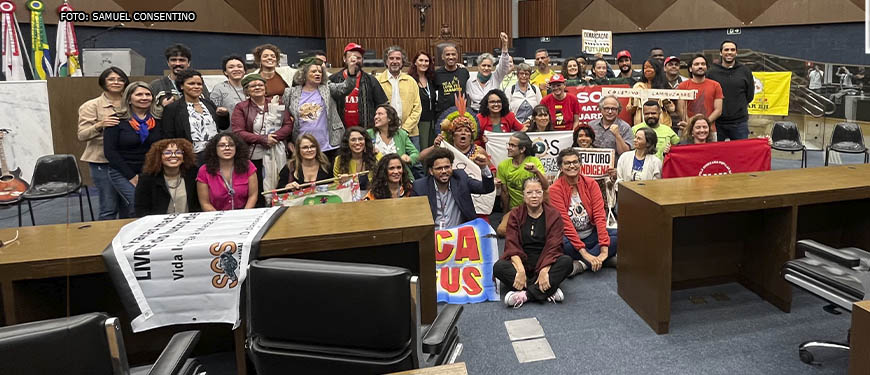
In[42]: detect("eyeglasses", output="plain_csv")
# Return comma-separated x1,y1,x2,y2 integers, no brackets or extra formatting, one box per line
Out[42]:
562,160,580,166
163,150,185,157
300,145,317,151
601,107,619,112
217,143,236,149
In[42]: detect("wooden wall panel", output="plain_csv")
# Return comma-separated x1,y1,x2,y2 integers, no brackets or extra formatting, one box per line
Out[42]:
517,0,557,37
260,0,324,37
324,0,511,66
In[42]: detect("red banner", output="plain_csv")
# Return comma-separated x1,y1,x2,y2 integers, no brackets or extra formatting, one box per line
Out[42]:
662,138,771,178
565,84,632,126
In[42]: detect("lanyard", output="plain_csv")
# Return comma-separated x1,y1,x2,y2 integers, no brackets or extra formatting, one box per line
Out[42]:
220,170,235,210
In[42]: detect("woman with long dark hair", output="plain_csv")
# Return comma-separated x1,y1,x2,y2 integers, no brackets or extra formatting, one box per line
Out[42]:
196,132,257,211
334,126,380,190
477,89,525,144
367,104,419,179
365,153,412,200
408,51,437,149
627,58,675,127
135,138,200,216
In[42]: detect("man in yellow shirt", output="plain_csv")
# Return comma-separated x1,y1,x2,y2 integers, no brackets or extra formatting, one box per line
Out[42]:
530,49,554,96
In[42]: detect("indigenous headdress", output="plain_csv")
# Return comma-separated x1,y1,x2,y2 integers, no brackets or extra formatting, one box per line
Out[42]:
436,89,479,144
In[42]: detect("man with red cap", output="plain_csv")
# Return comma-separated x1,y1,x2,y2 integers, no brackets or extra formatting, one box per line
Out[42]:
328,42,389,129
539,74,581,131
664,56,688,89
615,50,642,85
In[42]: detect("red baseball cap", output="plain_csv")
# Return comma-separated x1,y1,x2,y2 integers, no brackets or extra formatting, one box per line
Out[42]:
344,43,365,55
548,74,566,84
664,56,680,65
616,50,631,60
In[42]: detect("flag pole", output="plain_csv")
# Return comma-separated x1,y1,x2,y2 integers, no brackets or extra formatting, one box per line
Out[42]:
262,170,369,196
11,13,35,78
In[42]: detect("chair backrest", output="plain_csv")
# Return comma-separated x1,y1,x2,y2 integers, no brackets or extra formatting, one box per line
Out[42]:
0,312,115,375
770,121,802,148
830,122,866,150
248,258,414,353
30,154,83,190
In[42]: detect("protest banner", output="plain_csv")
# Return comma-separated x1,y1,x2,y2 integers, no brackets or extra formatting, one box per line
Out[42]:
435,218,499,304
566,84,632,126
581,29,612,55
271,179,360,206
601,86,696,102
574,147,615,178
485,130,574,177
662,138,771,178
102,207,285,332
442,141,495,215
748,72,792,116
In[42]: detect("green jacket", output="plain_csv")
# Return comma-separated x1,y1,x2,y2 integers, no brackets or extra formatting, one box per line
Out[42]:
367,128,420,180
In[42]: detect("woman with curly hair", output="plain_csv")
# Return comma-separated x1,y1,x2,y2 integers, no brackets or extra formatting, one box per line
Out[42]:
135,138,200,216
367,104,419,179
251,43,295,99
196,132,258,211
333,126,380,190
364,153,412,200
476,89,525,146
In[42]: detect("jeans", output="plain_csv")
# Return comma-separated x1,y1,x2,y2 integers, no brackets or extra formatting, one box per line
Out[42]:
90,163,121,220
716,120,749,141
107,167,136,218
562,227,618,268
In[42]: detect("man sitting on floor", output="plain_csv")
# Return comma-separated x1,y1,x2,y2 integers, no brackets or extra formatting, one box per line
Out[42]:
412,148,494,230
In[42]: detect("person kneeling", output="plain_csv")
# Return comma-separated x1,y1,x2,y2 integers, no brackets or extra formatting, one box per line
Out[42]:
494,178,573,308
550,148,618,275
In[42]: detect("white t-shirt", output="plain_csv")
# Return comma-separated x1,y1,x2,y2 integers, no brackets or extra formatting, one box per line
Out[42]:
569,191,593,239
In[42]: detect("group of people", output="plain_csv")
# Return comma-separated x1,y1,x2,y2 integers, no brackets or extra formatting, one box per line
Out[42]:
77,37,758,309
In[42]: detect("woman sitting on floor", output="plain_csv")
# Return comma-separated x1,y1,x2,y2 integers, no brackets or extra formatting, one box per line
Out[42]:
196,132,258,211
364,153,413,200
494,178,573,308
135,138,200,216
549,148,617,275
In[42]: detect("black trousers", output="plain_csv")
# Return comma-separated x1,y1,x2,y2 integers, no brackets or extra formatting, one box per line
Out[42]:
493,254,573,301
251,158,266,208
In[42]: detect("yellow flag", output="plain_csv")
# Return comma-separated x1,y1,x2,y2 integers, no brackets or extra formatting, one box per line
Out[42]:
748,72,791,116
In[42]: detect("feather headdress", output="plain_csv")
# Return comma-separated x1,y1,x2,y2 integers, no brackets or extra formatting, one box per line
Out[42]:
436,88,479,143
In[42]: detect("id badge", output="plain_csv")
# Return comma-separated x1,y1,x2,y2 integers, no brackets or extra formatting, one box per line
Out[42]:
439,220,445,230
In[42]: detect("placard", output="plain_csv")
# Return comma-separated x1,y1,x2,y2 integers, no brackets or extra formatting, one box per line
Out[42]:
582,29,612,55
436,219,499,304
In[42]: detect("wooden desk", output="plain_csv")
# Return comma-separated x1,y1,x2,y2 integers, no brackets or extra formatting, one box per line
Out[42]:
0,197,435,374
388,362,468,375
618,164,870,334
851,301,870,375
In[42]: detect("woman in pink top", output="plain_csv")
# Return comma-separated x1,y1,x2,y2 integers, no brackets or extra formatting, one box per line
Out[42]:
196,132,258,211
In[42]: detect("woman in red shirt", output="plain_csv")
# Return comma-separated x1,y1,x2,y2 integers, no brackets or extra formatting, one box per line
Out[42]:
477,89,526,145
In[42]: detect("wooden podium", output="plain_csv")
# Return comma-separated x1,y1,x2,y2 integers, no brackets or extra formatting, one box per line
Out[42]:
618,164,870,334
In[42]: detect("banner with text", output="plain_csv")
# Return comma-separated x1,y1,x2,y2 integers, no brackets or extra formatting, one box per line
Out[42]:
601,86,697,101
486,131,574,177
271,179,360,206
102,207,285,332
574,147,615,178
748,72,792,116
443,141,495,215
565,85,632,126
662,138,771,178
436,219,499,304
582,29,612,55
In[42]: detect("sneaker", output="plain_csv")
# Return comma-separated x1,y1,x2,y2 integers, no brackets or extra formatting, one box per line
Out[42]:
604,255,618,269
547,288,564,303
569,260,587,277
504,290,528,308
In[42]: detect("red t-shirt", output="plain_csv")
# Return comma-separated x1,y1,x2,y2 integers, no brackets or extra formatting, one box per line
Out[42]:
343,73,363,128
677,78,724,130
540,93,581,131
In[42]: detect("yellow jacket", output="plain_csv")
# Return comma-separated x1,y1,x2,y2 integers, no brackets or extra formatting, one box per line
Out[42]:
376,71,422,137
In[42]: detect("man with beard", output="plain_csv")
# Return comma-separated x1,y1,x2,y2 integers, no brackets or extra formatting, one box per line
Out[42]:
530,49,555,95
377,46,423,149
614,50,642,85
151,44,209,106
210,55,247,129
412,147,494,230
664,56,688,89
434,43,471,117
631,101,679,161
706,40,754,141
587,95,633,155
539,74,580,131
677,55,723,137
329,42,389,129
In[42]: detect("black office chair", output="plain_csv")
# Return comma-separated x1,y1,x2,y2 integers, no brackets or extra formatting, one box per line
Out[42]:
782,240,869,365
824,122,869,166
0,312,203,375
17,154,94,226
247,258,463,375
770,121,808,168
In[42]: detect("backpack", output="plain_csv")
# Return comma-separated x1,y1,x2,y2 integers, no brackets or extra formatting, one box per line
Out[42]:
510,84,537,96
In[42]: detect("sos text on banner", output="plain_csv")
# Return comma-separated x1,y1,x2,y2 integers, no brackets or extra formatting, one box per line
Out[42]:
485,131,574,177
435,219,499,304
662,138,771,178
565,85,632,126
102,207,285,332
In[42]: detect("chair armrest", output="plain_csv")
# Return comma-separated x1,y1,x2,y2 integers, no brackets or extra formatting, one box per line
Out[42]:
148,330,201,375
422,304,463,354
798,240,860,268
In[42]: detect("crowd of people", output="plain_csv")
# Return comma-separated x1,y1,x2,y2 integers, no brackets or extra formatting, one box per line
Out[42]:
77,37,759,308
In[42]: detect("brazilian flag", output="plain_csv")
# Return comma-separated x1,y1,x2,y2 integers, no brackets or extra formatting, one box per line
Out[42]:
27,0,53,79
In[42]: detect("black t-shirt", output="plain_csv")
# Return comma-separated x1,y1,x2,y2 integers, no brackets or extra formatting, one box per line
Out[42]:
521,211,547,266
434,67,470,115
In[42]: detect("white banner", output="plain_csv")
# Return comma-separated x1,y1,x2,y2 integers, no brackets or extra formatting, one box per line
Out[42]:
442,141,495,215
575,147,615,178
107,207,283,332
582,29,612,55
601,87,696,101
485,131,574,177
